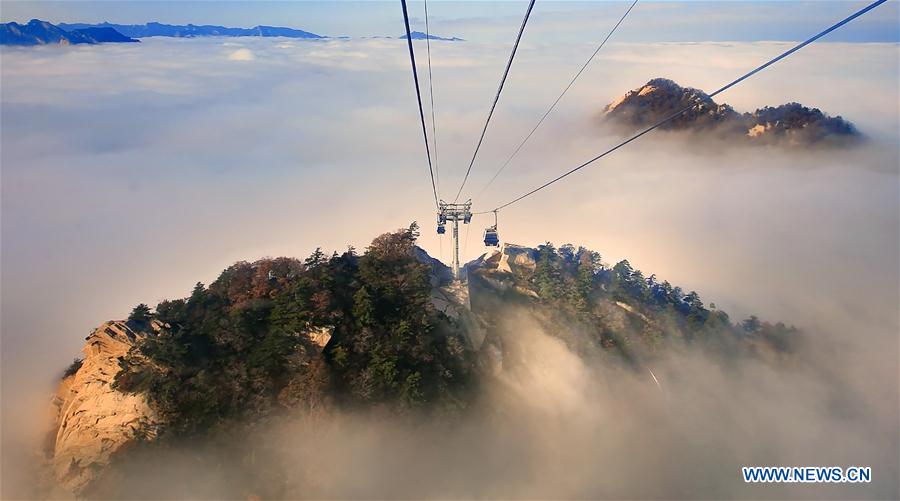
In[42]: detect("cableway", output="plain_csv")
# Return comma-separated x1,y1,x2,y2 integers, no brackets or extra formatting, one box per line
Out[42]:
453,0,537,202
397,0,888,260
473,0,640,201
477,0,887,215
424,0,440,195
400,0,439,209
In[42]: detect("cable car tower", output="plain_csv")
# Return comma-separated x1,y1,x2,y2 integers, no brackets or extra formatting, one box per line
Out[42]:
437,199,472,281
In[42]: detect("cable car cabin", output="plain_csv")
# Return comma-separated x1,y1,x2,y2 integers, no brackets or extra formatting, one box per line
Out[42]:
437,224,446,235
483,226,499,246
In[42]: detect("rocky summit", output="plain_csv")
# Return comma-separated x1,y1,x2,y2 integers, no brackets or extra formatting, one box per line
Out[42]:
603,78,861,147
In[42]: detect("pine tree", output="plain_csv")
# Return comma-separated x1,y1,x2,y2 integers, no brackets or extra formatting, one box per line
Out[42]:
534,243,560,300
352,287,375,327
128,303,153,324
572,249,599,312
304,248,327,268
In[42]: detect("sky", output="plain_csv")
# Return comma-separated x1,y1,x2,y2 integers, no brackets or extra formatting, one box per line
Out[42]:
1,1,898,42
1,1,898,497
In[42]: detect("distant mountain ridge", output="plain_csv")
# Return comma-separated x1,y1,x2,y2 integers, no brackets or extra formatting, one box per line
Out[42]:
603,78,861,147
58,21,323,39
1,19,138,45
1,19,467,46
400,31,464,41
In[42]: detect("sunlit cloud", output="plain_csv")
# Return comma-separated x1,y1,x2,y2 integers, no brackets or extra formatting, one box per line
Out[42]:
227,47,255,61
1,32,897,498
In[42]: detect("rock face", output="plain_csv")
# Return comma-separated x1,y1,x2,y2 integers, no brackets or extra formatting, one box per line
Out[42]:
44,317,339,494
603,78,861,147
496,244,537,274
414,245,453,287
430,282,470,320
605,78,740,131
45,320,161,495
306,326,334,349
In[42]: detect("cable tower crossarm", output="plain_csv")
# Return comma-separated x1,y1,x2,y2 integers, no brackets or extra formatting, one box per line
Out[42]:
475,0,640,200
424,0,440,195
400,0,439,209
453,0,538,203
485,0,887,213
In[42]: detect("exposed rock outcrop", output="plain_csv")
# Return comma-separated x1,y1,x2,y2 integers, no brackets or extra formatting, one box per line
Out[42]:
414,245,453,287
306,325,334,349
604,78,740,132
496,244,537,274
44,318,337,495
431,281,470,320
44,320,162,495
603,78,861,147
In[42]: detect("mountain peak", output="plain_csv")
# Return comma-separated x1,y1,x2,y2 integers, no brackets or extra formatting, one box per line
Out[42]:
40,228,798,496
604,78,732,128
54,21,324,39
1,19,138,45
401,31,463,41
603,78,861,147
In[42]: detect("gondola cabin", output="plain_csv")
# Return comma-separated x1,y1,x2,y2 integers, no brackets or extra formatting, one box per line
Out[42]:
483,226,499,246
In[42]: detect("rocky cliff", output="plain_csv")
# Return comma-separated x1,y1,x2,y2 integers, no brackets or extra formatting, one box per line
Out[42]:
43,318,337,496
44,320,161,494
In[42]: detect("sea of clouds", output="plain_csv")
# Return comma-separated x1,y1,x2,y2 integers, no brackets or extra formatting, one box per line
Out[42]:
1,30,898,498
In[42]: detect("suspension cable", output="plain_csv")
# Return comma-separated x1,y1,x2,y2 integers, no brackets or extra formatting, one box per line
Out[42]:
483,0,886,213
400,0,439,209
463,220,471,258
474,0,639,200
424,0,440,195
453,0,537,202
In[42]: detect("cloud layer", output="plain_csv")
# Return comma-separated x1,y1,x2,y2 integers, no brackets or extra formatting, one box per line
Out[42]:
1,35,898,497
